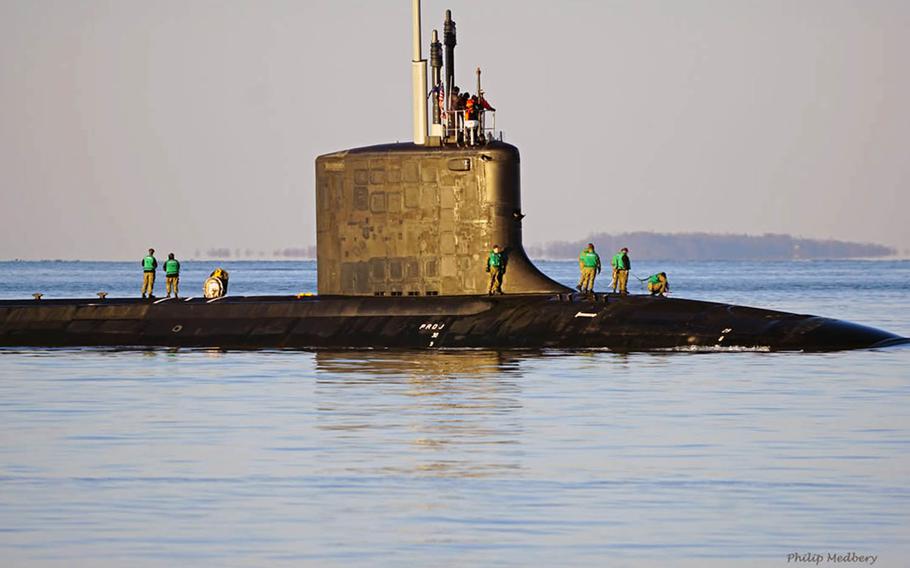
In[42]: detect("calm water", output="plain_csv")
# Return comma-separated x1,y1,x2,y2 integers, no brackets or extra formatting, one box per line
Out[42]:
1,260,908,567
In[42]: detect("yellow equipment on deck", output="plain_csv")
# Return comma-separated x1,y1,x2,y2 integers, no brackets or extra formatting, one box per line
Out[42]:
203,268,230,299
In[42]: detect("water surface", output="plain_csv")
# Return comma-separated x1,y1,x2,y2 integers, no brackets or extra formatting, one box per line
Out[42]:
1,260,908,567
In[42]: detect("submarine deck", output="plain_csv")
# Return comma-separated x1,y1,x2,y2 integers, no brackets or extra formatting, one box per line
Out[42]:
0,293,905,351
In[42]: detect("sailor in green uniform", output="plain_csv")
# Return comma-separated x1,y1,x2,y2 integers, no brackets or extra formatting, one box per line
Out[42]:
576,243,601,293
610,250,619,292
611,247,631,294
647,272,669,296
141,248,158,298
164,253,181,298
486,244,505,295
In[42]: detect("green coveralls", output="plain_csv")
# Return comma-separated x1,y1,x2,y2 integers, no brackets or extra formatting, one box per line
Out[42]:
487,250,504,294
578,249,601,292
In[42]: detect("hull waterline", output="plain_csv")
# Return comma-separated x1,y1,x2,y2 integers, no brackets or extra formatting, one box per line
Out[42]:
0,293,904,352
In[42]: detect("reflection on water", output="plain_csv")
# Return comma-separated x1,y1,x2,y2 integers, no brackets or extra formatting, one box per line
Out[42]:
314,350,525,478
0,345,908,566
314,349,524,377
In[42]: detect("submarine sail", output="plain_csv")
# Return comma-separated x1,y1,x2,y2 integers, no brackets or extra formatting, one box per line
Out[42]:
316,2,563,297
315,142,567,296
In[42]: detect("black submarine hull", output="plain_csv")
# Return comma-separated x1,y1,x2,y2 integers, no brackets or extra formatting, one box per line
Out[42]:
0,294,904,351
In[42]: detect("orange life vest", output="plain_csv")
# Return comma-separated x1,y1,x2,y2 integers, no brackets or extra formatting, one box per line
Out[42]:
465,98,476,120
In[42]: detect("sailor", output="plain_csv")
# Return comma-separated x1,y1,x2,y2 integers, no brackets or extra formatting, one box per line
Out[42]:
444,86,460,135
464,94,480,145
486,244,504,295
611,247,631,294
477,89,495,142
576,243,601,293
449,86,461,111
163,253,181,298
478,90,495,112
141,248,158,298
647,272,670,296
457,92,469,111
465,94,477,120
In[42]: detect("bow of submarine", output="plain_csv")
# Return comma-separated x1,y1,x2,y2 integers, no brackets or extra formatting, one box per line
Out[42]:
772,315,909,351
522,294,908,352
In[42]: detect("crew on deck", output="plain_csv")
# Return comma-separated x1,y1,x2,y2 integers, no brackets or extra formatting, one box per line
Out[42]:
577,243,602,293
164,253,181,299
486,244,505,295
141,248,158,299
611,247,631,294
648,272,670,296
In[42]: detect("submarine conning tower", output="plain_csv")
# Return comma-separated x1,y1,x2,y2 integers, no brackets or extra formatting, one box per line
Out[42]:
315,2,568,297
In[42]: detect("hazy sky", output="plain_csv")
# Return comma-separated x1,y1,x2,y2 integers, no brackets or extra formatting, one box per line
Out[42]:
1,0,908,259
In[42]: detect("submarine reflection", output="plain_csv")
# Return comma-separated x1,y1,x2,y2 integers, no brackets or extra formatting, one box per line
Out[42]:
313,350,526,478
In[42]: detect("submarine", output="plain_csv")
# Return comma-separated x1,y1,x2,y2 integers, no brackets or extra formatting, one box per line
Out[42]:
0,2,905,352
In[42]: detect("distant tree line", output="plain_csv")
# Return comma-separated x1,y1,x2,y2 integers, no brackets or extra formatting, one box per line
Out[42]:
198,234,894,261
198,246,317,259
526,232,896,260
272,246,317,258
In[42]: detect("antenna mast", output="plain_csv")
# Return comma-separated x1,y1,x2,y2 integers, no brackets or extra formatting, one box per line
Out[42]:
411,0,428,145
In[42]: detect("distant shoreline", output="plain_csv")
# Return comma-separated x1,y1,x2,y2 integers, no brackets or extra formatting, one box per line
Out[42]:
526,232,901,261
1,232,905,263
